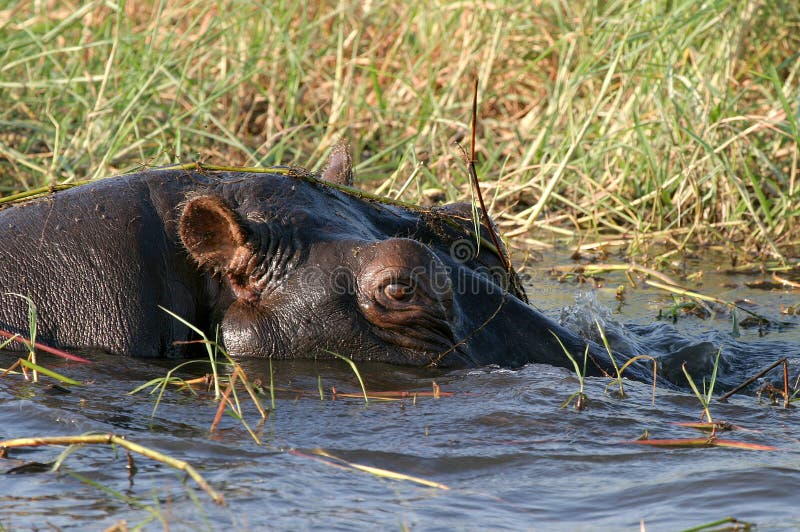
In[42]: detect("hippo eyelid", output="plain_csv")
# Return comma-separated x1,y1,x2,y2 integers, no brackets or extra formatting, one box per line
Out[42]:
382,280,417,304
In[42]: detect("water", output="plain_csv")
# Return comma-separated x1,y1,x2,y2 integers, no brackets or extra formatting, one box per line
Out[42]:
2,252,800,531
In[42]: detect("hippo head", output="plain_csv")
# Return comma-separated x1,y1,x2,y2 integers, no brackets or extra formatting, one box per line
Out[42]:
176,161,548,369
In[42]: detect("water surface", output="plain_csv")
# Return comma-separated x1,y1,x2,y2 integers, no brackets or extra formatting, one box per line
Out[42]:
2,251,800,530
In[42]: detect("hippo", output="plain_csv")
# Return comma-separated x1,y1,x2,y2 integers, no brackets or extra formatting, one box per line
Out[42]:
0,151,647,380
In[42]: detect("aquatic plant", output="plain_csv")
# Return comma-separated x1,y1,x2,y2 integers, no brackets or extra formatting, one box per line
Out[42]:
6,294,38,381
325,350,370,405
629,349,778,450
159,306,223,399
552,331,589,410
0,434,224,505
290,448,449,490
682,349,722,426
129,308,269,443
0,294,88,385
678,516,754,532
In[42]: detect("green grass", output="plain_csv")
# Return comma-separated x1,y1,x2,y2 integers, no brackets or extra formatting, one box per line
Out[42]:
553,333,589,410
1,0,798,256
682,348,722,425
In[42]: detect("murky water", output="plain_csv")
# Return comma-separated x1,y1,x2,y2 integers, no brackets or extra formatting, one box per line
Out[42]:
2,251,800,531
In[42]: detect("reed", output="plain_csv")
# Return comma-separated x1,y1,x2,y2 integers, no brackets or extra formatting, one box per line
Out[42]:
1,1,797,256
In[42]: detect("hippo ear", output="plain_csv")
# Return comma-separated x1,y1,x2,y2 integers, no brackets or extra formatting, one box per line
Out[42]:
320,141,354,186
179,195,249,272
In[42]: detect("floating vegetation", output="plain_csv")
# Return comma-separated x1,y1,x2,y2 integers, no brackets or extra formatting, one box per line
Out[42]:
678,516,754,532
627,438,775,452
132,309,268,444
290,448,449,490
628,351,779,451
0,434,225,505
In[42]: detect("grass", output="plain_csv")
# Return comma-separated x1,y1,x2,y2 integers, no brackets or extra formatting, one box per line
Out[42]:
0,4,796,523
0,293,87,385
0,433,225,504
159,305,222,399
682,348,722,425
5,294,38,381
626,346,779,451
553,331,589,410
133,307,269,442
290,448,450,490
679,516,754,532
1,0,798,258
555,319,659,409
325,349,370,404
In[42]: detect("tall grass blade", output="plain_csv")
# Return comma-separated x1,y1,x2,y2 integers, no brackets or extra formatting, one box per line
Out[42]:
159,306,220,400
325,350,369,404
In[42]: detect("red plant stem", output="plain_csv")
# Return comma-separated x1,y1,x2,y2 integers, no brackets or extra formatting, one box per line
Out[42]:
0,329,91,363
210,374,236,434
467,78,512,274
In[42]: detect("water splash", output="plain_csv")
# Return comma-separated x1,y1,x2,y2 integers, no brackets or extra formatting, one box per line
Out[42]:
555,290,797,390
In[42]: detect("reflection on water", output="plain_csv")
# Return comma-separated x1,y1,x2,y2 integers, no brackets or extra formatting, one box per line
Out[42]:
1,252,800,530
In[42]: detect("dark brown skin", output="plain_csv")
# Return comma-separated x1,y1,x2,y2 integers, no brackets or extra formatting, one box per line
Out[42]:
0,159,645,378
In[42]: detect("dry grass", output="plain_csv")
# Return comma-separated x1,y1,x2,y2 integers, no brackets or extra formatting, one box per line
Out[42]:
1,0,798,259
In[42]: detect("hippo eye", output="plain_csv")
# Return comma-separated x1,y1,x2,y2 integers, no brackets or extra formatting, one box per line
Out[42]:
383,282,415,302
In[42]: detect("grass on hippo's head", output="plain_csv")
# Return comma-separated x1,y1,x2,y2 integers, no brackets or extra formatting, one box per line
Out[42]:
1,0,798,258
